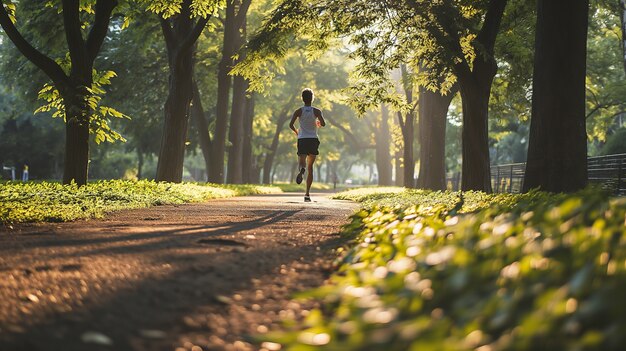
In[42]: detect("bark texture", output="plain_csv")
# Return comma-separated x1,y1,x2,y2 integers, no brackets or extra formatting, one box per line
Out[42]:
416,87,456,190
523,0,589,192
209,0,251,183
453,0,507,192
156,0,211,182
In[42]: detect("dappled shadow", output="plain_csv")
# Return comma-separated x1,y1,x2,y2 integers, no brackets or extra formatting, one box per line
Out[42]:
0,195,355,351
0,231,346,351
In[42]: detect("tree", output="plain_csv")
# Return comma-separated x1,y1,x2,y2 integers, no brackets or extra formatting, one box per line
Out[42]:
523,0,590,193
371,105,392,186
226,1,252,184
238,0,515,192
0,0,118,185
150,0,220,182
416,87,457,190
209,0,251,183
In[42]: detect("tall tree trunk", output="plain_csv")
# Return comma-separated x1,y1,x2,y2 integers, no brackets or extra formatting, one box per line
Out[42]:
242,94,255,183
523,0,589,192
375,105,393,185
208,2,236,183
458,75,493,192
227,12,249,184
191,80,212,181
155,1,211,182
156,49,194,182
450,0,506,192
227,75,248,183
209,0,251,183
417,87,455,190
398,65,416,188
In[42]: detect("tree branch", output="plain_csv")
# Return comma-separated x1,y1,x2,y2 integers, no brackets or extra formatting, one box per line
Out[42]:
179,16,210,56
62,0,87,74
326,116,374,149
234,0,252,30
0,0,68,85
86,0,118,64
476,0,508,55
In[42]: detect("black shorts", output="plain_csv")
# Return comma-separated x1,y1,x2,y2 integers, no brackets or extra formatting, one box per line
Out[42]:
297,138,320,156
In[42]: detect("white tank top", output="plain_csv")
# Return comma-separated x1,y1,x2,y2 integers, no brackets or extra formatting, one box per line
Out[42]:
298,106,318,139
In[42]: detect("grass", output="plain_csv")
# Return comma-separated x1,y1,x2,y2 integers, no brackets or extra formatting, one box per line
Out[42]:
0,180,281,224
273,182,333,192
264,187,626,350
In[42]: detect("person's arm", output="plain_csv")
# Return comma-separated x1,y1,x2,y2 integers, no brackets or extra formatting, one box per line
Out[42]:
289,108,301,135
315,108,326,127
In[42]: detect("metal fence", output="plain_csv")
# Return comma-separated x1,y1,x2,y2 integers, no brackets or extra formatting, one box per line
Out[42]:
446,153,626,195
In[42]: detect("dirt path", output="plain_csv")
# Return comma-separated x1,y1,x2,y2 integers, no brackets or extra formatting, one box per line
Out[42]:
0,193,357,351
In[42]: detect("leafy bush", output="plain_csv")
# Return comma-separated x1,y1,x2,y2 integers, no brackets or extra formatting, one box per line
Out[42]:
0,180,280,224
269,188,626,350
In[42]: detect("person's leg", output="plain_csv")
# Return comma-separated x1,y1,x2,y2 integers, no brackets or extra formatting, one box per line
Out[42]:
296,155,306,184
305,154,316,196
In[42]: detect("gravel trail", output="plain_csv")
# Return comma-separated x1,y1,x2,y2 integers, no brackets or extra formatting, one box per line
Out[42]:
0,193,357,351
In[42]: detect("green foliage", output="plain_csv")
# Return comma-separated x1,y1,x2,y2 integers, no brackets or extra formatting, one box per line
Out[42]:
34,57,130,144
0,180,281,224
600,128,626,155
269,188,626,350
141,0,224,19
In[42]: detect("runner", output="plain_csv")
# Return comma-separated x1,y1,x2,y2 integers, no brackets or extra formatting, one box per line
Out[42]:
289,88,326,202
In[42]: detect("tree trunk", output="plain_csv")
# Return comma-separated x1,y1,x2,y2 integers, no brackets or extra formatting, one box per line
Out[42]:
394,149,404,186
156,48,194,182
458,75,493,192
242,94,255,183
397,110,415,188
62,96,90,185
156,2,210,183
375,105,393,185
398,65,416,188
137,149,144,180
191,80,212,181
209,1,239,183
417,87,455,190
523,0,589,192
262,114,290,184
227,75,248,184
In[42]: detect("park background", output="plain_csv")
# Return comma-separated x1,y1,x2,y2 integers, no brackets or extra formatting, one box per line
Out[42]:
0,0,623,192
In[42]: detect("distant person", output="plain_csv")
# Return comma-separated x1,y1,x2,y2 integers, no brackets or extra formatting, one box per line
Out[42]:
22,164,29,182
289,88,326,202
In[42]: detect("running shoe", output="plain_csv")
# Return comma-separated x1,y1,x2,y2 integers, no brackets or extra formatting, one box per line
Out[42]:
296,167,305,184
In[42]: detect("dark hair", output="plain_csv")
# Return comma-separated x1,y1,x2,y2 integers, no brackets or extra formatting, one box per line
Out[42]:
301,88,314,104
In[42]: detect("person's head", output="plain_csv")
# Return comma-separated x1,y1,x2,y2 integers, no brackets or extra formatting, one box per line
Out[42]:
301,88,314,105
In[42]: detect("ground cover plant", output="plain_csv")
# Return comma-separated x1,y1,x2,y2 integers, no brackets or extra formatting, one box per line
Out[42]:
265,188,626,350
0,180,280,224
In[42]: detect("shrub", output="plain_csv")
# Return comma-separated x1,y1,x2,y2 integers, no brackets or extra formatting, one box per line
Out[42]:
269,188,626,350
0,180,281,224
